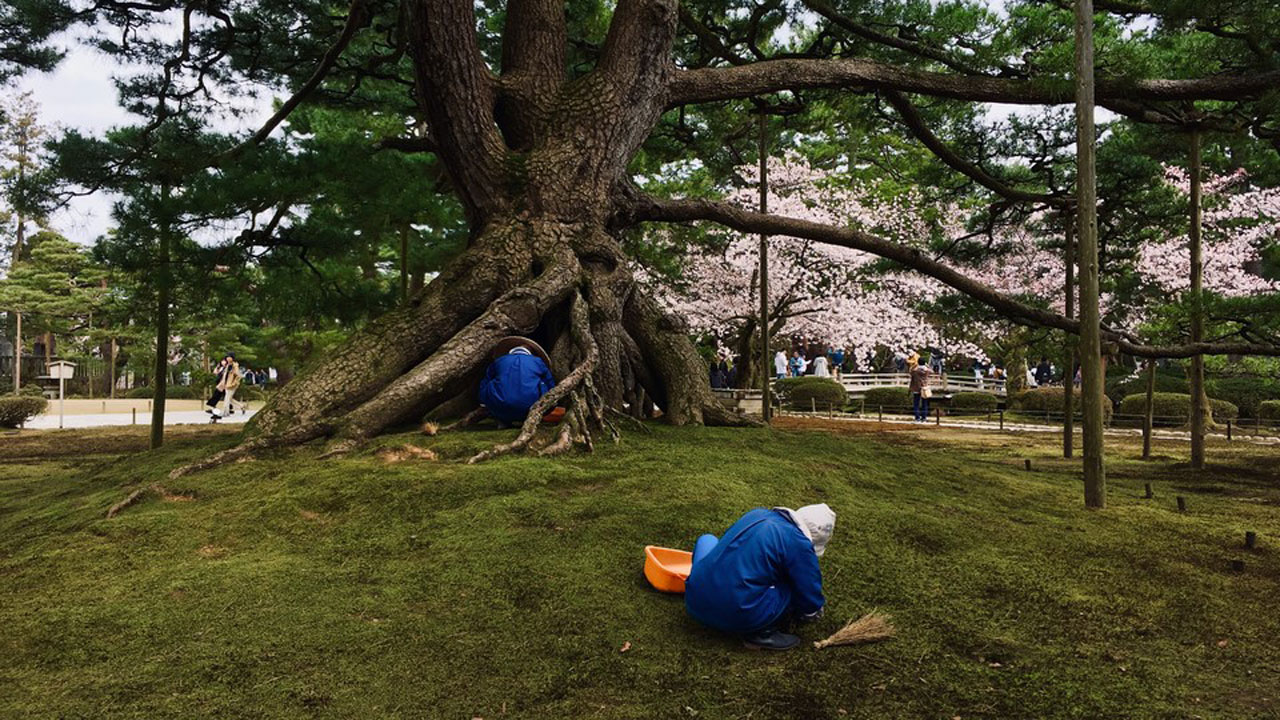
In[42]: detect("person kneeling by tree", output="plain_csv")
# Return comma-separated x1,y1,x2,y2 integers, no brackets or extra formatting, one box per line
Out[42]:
478,337,556,428
685,504,836,651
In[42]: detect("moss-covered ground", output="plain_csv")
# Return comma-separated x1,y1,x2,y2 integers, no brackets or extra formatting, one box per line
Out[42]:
1,419,1277,719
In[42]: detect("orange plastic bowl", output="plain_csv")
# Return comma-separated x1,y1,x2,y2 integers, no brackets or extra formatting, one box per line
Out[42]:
644,545,693,593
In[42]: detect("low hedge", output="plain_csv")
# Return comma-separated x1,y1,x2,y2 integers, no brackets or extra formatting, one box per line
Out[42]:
1258,400,1280,421
124,384,199,399
1106,371,1188,406
948,392,998,412
18,384,47,397
775,376,847,410
862,387,911,410
1116,392,1239,426
0,395,48,427
1010,386,1114,422
1204,376,1280,419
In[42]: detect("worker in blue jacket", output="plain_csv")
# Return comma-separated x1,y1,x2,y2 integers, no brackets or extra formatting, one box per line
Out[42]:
685,503,836,651
478,337,556,426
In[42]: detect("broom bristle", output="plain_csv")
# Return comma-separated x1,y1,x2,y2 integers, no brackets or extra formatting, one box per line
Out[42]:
813,611,895,649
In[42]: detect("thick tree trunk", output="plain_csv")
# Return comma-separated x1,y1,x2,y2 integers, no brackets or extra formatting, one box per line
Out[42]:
1075,0,1106,508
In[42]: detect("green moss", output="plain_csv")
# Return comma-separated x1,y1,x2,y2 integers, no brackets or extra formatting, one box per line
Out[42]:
1,425,1278,718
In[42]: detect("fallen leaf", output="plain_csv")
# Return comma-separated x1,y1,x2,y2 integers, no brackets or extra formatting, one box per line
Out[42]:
1216,639,1230,648
988,662,1002,668
619,641,631,653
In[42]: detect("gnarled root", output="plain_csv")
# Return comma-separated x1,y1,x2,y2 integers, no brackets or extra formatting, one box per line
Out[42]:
467,290,600,463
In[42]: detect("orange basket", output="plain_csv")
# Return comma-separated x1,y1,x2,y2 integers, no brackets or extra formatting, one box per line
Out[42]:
644,545,693,593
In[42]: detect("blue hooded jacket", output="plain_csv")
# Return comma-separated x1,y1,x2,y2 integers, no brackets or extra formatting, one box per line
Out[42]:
478,349,555,423
684,508,825,634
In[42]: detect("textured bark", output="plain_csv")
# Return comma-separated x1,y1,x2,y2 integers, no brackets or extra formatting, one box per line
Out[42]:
1188,131,1208,469
1075,0,1106,509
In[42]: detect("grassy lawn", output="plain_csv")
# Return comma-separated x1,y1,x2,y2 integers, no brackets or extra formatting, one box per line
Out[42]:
1,420,1278,719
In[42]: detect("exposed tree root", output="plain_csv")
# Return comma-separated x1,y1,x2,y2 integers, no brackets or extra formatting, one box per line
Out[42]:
168,435,284,480
467,290,599,464
105,484,159,519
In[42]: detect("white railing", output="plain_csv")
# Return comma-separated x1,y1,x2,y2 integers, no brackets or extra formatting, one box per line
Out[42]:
837,372,1005,396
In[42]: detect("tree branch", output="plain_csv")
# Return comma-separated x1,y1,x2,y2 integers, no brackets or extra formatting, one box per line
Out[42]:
217,0,371,164
883,90,1066,204
621,195,1280,359
666,57,1280,108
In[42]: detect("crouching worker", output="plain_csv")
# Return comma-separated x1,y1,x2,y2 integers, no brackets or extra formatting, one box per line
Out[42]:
478,337,556,427
685,504,835,651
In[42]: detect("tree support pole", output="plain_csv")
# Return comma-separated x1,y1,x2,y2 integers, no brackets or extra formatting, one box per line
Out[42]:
150,184,173,450
1188,130,1207,470
1063,211,1076,458
13,312,21,392
1075,0,1106,508
1142,358,1156,459
758,113,772,422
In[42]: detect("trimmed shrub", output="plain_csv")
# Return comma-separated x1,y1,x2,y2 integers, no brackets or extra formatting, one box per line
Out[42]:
1117,392,1239,426
775,377,847,410
0,395,48,427
124,385,199,399
1204,376,1280,419
1010,386,1113,422
862,386,911,410
1106,371,1188,406
948,392,998,412
18,384,47,397
1258,400,1280,421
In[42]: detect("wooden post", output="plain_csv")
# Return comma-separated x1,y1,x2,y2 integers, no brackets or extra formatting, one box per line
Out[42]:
757,113,772,423
811,397,816,414
150,183,172,450
1142,359,1156,460
999,409,1004,430
13,311,20,392
1244,531,1256,550
1176,496,1186,513
935,407,940,426
1226,420,1232,441
1188,131,1207,470
1144,482,1153,498
109,337,117,399
132,407,136,425
1025,459,1032,471
1074,0,1106,508
878,405,883,423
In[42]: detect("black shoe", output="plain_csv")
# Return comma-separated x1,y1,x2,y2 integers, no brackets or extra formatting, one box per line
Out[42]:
743,630,802,651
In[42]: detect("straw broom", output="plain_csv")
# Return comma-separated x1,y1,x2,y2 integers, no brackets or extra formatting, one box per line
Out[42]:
813,611,895,649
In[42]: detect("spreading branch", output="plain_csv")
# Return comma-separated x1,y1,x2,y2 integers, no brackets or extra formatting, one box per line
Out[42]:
622,195,1280,359
666,57,1280,108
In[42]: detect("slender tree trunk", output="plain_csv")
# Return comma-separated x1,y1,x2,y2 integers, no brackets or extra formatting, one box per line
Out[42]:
400,224,410,304
758,113,772,421
1075,0,1106,508
151,187,173,450
13,312,21,392
110,337,117,399
1063,213,1076,458
1142,358,1156,459
1188,131,1208,469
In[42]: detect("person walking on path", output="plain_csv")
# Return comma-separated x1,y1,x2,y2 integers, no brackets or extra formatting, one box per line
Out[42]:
909,354,931,423
685,504,836,651
205,353,242,422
